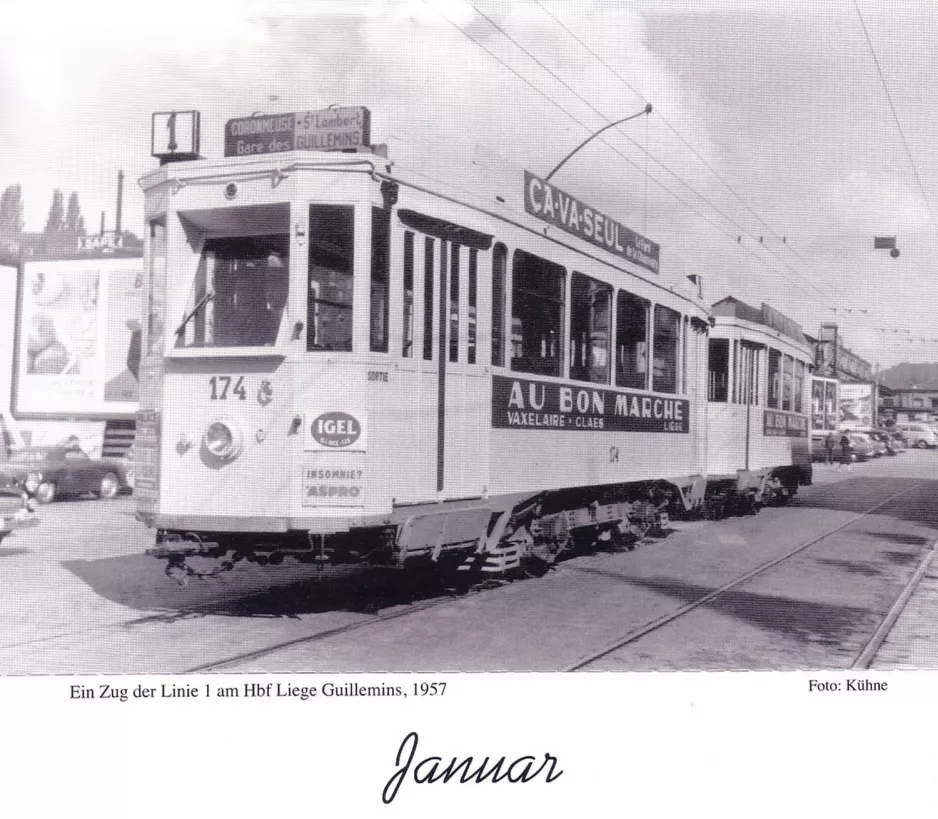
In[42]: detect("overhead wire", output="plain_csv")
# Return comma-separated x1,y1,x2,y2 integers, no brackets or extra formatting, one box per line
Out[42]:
421,0,822,299
531,0,860,308
853,0,938,235
462,0,833,301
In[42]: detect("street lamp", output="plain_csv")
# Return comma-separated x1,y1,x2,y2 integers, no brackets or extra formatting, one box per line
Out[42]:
545,103,653,182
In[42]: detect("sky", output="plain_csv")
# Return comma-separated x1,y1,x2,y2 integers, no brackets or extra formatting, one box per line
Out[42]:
2,0,937,368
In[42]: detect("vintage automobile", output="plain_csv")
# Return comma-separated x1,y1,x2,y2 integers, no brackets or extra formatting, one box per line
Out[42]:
811,434,857,463
0,475,39,543
863,429,897,456
897,423,938,449
846,432,874,461
0,446,132,504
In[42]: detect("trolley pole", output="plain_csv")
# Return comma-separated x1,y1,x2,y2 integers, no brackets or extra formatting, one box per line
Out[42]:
544,103,653,182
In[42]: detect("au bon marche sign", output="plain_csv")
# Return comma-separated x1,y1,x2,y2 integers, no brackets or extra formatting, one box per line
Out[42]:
224,107,371,158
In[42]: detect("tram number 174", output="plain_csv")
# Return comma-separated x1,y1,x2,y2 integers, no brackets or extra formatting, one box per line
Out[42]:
209,375,247,401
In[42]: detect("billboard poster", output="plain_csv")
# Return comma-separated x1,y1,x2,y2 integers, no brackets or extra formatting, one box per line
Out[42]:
810,377,839,432
825,380,838,430
15,258,143,417
839,382,873,431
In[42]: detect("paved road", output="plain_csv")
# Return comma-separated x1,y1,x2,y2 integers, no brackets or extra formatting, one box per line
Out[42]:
2,450,937,673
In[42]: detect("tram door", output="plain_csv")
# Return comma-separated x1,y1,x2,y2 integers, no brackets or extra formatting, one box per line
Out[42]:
426,238,488,500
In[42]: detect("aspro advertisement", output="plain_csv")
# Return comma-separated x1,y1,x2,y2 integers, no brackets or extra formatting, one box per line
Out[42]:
15,258,143,417
839,382,874,430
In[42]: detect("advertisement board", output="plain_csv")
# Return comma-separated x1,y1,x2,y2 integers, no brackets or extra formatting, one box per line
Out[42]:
839,382,874,431
491,374,689,433
810,376,839,432
14,257,143,418
523,171,660,273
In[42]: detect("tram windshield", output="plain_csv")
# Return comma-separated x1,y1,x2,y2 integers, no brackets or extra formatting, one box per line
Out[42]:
176,235,289,348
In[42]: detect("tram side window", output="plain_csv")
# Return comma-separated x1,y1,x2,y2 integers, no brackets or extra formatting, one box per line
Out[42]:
782,354,793,411
708,338,729,402
767,348,781,408
793,359,804,413
308,205,354,352
653,305,680,394
615,290,648,390
468,249,477,364
511,250,565,377
402,231,414,357
449,243,459,363
371,207,390,353
491,243,507,367
734,342,760,405
570,272,611,384
178,234,289,349
423,237,434,360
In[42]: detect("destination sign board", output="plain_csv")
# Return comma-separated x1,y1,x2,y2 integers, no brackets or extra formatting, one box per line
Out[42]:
492,374,688,433
764,409,808,438
224,107,371,157
523,170,660,273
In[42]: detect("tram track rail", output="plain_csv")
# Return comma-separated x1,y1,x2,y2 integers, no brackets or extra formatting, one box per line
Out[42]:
563,486,924,672
4,484,932,674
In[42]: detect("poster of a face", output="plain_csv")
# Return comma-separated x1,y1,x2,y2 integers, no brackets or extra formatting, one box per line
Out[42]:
16,258,143,416
25,268,98,377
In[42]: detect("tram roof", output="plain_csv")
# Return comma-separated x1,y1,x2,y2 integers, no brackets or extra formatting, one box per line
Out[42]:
711,296,808,347
140,149,710,314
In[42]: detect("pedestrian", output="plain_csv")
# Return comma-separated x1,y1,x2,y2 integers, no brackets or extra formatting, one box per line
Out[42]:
838,431,852,470
824,431,836,466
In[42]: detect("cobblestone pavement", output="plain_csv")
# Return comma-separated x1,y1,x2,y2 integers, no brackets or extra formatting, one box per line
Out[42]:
2,449,937,673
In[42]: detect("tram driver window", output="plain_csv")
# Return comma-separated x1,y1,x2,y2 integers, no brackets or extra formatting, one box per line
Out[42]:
653,305,680,394
570,272,611,384
510,250,565,377
177,234,289,348
308,205,354,352
708,338,729,402
767,348,781,408
615,290,648,390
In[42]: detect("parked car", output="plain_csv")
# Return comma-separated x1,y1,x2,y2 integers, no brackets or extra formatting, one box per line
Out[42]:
898,424,938,449
885,429,907,450
847,433,873,461
0,474,39,544
811,434,861,463
864,429,898,456
0,445,132,503
856,430,888,457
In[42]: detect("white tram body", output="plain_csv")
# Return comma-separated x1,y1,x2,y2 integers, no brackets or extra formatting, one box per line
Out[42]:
135,112,807,579
136,132,718,576
706,297,813,508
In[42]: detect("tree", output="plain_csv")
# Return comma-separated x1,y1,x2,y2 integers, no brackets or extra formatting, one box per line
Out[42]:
65,191,85,235
0,184,24,249
44,188,65,234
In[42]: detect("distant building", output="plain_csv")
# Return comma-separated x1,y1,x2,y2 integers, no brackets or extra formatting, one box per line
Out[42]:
813,323,872,383
880,387,938,424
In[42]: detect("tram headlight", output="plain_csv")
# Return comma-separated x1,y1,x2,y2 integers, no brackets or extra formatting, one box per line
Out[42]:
203,418,243,461
25,472,41,493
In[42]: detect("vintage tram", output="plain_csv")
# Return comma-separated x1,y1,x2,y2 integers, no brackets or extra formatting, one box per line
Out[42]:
135,107,807,582
706,297,813,515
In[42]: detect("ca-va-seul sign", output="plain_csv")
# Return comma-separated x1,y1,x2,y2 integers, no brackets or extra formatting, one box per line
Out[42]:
523,170,660,273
